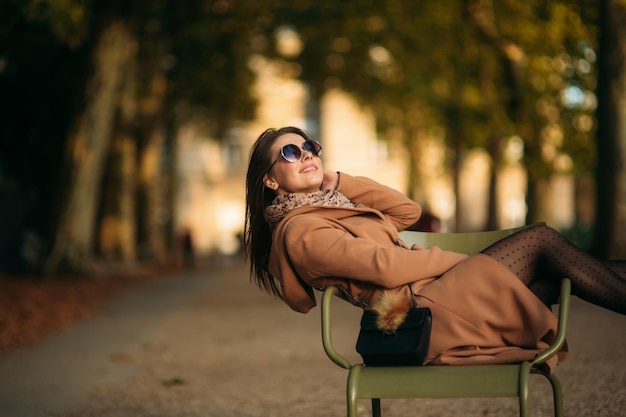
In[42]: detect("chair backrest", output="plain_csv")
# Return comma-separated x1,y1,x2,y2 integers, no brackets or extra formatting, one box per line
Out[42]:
399,224,537,255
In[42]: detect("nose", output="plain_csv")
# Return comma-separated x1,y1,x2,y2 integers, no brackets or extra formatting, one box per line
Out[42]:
301,147,313,160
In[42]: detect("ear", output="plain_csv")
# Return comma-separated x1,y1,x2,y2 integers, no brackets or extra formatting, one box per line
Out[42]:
263,173,278,190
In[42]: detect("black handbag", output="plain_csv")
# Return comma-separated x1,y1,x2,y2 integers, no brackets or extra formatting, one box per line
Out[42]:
356,286,432,367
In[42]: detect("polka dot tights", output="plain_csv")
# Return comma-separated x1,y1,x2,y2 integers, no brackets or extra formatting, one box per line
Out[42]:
481,224,626,315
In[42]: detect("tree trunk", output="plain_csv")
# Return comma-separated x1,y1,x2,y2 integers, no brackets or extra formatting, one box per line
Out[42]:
97,45,139,262
44,21,135,273
136,71,172,263
486,134,503,230
446,105,465,232
405,125,426,205
98,133,138,261
593,0,626,258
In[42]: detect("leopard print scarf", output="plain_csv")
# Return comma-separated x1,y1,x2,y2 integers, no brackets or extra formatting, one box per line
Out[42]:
264,189,359,228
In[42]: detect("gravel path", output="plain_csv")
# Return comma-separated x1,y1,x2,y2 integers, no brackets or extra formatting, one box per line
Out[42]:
0,260,624,417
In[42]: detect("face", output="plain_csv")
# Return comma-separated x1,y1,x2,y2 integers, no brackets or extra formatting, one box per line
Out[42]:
263,133,324,195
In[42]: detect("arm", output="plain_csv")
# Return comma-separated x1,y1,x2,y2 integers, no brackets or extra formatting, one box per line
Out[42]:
336,172,422,231
285,220,467,289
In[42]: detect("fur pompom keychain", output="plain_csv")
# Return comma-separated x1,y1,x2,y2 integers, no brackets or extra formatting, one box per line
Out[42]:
370,285,415,332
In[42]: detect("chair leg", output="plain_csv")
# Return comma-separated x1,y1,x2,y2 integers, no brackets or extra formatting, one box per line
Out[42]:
347,394,358,417
518,363,531,417
371,398,381,417
347,368,360,417
531,368,564,417
546,373,564,417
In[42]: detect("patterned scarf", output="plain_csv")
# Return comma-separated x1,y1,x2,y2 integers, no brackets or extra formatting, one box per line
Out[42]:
264,189,360,228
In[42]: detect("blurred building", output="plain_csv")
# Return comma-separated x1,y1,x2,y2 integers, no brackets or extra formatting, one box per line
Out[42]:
174,56,410,258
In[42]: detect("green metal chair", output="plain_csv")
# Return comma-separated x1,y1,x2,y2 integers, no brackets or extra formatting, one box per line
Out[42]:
321,227,571,417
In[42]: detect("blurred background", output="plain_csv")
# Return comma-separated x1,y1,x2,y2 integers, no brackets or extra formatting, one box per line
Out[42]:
1,0,625,277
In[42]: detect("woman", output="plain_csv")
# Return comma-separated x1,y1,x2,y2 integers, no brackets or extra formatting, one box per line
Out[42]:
244,126,626,369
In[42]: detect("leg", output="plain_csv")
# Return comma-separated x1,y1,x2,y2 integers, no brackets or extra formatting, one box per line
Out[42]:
604,260,626,278
372,398,382,417
481,224,626,315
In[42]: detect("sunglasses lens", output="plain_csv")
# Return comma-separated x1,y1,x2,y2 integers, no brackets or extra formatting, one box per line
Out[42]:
278,140,322,164
303,140,322,156
280,144,301,162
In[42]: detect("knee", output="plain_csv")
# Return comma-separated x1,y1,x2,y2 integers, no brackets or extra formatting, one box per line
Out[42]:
529,224,568,248
530,223,557,235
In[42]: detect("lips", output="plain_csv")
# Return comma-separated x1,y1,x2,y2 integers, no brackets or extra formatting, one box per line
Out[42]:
300,164,317,173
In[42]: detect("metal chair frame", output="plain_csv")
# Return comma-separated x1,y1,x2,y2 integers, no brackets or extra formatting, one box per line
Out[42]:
321,228,571,417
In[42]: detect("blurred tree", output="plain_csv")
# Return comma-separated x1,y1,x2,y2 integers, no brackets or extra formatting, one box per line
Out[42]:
130,0,257,263
0,0,93,273
1,0,258,274
593,0,626,258
466,0,598,228
45,3,136,273
260,0,597,231
49,0,258,272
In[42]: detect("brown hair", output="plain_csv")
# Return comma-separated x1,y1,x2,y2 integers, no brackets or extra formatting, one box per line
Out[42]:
243,126,315,297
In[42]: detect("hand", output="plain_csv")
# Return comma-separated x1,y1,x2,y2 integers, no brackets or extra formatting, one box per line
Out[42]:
321,170,339,191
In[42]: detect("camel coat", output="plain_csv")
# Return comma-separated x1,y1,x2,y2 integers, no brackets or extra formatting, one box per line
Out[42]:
267,173,567,369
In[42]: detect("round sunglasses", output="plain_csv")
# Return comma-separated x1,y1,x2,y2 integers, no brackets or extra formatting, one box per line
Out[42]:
267,140,322,172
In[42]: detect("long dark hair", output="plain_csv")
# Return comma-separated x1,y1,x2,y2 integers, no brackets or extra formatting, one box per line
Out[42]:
244,126,315,297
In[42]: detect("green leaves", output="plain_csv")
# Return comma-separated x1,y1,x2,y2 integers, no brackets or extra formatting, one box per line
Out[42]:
22,0,91,48
263,0,597,176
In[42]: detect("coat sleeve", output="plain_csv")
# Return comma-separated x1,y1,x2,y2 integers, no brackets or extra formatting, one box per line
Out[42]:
337,172,422,231
284,220,468,289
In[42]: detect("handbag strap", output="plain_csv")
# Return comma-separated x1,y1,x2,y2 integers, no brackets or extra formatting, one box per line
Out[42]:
408,282,419,308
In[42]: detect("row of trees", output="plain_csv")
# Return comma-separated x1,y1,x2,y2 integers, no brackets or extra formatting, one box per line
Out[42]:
1,0,259,274
263,0,625,256
0,0,624,276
